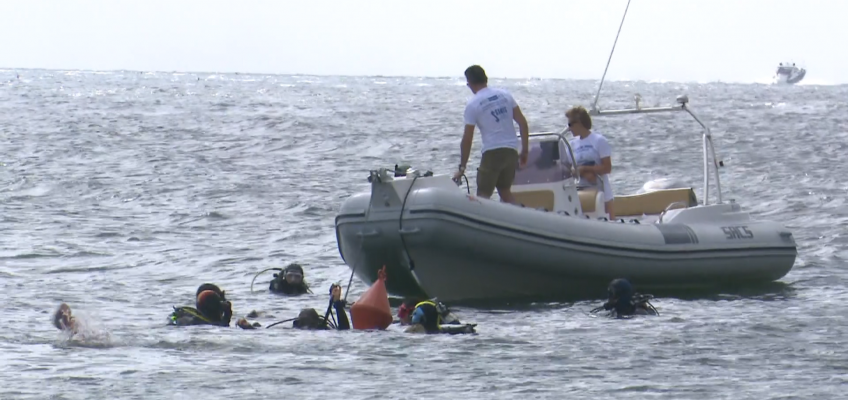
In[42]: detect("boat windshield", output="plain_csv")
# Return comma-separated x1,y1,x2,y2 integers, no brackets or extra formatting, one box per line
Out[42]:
513,137,576,185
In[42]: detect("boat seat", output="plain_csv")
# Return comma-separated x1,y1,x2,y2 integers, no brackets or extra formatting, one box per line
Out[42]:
578,188,600,213
613,188,698,217
513,190,555,211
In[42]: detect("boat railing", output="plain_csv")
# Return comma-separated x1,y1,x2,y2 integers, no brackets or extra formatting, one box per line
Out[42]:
580,0,724,206
588,95,724,205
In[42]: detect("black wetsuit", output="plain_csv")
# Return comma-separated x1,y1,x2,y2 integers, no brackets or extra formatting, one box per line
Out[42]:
170,306,233,327
328,300,350,330
269,279,309,295
602,294,658,318
170,284,233,327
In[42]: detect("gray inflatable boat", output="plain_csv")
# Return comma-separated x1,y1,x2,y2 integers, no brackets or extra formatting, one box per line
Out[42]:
335,96,798,303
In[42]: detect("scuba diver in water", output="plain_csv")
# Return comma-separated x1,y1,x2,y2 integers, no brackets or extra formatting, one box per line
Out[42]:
273,283,349,330
403,300,477,334
269,263,311,295
169,283,259,329
397,298,461,326
250,263,312,295
592,278,659,318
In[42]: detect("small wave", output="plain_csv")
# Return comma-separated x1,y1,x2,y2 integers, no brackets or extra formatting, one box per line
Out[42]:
95,232,123,238
1,252,62,260
54,313,115,348
47,264,134,274
202,211,227,219
3,184,53,199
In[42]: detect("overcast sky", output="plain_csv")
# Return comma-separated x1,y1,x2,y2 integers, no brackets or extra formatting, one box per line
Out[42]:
1,0,843,84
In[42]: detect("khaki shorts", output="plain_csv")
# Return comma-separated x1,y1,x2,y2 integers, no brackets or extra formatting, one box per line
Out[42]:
476,147,519,196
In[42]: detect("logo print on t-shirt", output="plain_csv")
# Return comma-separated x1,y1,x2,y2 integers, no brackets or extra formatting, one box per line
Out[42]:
490,106,508,123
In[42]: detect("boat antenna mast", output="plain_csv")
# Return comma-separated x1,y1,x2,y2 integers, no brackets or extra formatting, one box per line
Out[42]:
591,0,632,114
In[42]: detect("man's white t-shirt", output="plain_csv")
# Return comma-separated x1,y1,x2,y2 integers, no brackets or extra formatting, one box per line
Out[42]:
463,87,520,154
569,131,614,202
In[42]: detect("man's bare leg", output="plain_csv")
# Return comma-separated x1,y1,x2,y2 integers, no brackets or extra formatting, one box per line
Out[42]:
476,188,493,199
497,187,515,204
605,200,615,220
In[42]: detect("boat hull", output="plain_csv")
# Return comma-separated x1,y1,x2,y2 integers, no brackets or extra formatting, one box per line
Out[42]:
336,186,798,303
775,68,806,85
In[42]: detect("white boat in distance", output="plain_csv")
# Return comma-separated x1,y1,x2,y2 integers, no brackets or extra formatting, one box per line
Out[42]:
774,62,806,85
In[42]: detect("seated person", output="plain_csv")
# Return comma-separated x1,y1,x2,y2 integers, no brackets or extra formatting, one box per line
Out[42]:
397,298,461,326
291,284,350,330
566,105,616,220
403,300,477,335
53,303,80,334
170,283,258,329
269,263,311,296
594,278,659,318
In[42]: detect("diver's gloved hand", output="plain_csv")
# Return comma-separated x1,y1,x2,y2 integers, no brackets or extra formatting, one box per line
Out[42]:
237,317,260,330
461,324,477,334
330,284,346,307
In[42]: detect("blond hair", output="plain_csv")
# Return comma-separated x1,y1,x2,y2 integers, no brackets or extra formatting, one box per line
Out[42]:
566,106,593,130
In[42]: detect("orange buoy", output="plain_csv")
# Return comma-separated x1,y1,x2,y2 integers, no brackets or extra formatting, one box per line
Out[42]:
349,266,393,330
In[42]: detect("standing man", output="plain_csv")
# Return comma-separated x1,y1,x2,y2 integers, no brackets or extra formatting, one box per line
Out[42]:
454,65,529,203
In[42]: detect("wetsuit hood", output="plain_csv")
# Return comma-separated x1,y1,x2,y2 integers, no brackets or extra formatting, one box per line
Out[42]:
293,308,323,330
608,279,635,316
283,263,304,276
197,290,227,321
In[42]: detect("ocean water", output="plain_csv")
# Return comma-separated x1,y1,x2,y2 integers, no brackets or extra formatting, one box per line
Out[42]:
1,69,847,399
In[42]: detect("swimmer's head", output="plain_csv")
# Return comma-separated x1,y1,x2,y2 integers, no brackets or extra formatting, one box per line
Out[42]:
53,303,75,331
398,298,424,325
292,308,323,330
283,264,304,285
608,279,633,302
196,290,227,320
196,283,226,302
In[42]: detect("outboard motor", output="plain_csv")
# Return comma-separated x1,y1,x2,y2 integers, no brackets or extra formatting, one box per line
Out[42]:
637,178,689,194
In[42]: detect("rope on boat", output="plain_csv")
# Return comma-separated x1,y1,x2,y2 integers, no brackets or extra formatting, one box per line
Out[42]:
460,173,470,194
591,0,632,113
397,174,419,273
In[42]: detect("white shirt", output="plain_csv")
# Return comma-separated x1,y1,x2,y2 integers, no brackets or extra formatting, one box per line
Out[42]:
463,87,520,153
569,131,614,202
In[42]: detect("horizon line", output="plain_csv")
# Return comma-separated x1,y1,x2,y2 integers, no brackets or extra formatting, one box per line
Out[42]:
1,66,842,87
